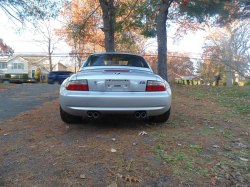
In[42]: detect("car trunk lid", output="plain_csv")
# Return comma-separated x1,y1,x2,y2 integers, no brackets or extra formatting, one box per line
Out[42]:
76,68,156,92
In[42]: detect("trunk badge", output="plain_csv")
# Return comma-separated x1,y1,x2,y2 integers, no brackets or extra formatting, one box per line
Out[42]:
115,72,120,75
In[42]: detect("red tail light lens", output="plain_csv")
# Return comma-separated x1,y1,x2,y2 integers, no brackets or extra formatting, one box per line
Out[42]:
146,80,166,91
66,80,89,91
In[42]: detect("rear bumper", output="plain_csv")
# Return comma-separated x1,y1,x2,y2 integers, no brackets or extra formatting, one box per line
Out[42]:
60,87,171,117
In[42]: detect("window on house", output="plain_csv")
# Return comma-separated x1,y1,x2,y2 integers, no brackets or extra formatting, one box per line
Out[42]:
12,63,24,69
11,74,23,79
0,74,4,78
0,63,7,69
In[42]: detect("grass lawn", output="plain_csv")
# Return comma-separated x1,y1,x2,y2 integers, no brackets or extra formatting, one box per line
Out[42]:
0,84,249,186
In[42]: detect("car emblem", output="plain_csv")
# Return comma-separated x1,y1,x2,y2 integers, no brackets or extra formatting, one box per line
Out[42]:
115,72,120,75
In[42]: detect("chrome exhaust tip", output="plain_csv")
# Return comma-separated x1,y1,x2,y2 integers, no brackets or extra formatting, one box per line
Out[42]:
135,112,141,118
141,112,147,118
93,112,100,119
87,112,93,118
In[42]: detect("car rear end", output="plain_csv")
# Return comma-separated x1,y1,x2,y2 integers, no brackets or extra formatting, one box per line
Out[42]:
60,53,171,121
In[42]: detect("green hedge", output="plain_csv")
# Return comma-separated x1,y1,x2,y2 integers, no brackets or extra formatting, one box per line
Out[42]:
5,74,11,78
244,81,250,86
23,74,28,79
233,82,238,86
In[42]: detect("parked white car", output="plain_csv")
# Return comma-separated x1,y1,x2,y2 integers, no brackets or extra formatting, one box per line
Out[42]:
60,53,171,123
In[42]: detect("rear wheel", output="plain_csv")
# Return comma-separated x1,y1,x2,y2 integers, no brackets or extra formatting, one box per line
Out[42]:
60,106,82,123
150,107,171,123
54,80,60,84
3,80,10,84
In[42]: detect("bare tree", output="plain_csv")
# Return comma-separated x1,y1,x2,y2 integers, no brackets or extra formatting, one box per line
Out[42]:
32,19,59,72
204,19,250,86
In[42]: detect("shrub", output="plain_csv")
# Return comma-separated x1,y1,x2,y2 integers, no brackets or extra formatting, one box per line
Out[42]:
233,82,238,86
34,68,41,80
193,80,196,85
178,79,182,84
197,80,201,85
42,79,47,83
189,80,193,85
223,82,227,86
5,74,11,78
22,74,28,79
184,79,188,85
244,81,250,86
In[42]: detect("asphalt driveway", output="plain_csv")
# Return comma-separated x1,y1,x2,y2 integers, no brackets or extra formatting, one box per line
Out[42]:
0,84,60,121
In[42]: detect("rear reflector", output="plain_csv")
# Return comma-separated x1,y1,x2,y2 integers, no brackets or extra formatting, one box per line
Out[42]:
146,80,166,91
66,80,89,91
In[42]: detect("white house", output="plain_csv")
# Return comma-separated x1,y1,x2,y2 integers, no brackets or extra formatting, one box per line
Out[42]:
0,55,67,80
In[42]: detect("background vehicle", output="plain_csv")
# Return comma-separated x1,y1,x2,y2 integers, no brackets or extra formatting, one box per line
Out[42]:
60,53,171,123
0,78,38,84
47,71,73,84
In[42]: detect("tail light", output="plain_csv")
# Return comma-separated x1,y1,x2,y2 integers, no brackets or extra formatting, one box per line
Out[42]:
66,80,89,91
146,80,166,91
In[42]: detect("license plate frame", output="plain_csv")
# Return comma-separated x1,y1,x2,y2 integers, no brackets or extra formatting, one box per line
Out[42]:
105,79,130,91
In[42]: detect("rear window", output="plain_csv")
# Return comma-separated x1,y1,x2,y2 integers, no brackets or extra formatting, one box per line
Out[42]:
84,54,149,68
49,72,56,76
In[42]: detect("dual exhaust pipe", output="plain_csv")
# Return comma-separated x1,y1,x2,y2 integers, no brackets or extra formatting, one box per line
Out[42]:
87,111,100,119
87,111,147,119
134,111,147,119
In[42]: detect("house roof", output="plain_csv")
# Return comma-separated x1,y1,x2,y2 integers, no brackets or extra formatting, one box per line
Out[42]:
20,55,49,63
58,62,67,68
0,56,28,63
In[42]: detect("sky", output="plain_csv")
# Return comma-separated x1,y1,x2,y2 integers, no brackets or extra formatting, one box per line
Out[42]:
0,10,207,62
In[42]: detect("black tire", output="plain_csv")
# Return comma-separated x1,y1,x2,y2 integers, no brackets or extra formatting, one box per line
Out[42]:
54,80,60,84
150,107,171,123
60,106,82,123
3,80,10,84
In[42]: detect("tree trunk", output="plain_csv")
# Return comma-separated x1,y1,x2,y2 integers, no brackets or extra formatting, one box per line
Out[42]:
48,38,53,72
156,0,172,81
99,0,115,52
225,25,234,87
226,65,233,86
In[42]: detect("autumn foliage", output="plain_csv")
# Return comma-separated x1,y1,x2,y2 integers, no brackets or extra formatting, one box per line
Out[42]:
142,51,194,75
0,38,14,56
55,0,147,60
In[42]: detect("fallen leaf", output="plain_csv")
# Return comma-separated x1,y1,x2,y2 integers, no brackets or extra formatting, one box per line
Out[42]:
80,174,86,179
138,131,147,136
211,177,217,185
245,174,250,178
125,176,142,182
239,157,249,162
29,145,37,149
232,138,242,142
213,145,220,148
111,148,117,153
107,183,117,187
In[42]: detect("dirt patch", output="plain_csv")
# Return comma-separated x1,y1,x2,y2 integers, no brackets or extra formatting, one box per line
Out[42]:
0,84,249,186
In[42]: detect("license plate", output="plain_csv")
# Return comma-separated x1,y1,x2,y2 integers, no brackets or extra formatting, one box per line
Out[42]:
105,80,130,91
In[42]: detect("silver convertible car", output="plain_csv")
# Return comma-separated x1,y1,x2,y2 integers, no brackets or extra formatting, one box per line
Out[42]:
60,53,171,123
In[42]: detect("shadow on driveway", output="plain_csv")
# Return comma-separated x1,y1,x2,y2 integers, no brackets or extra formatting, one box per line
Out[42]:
0,84,60,121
